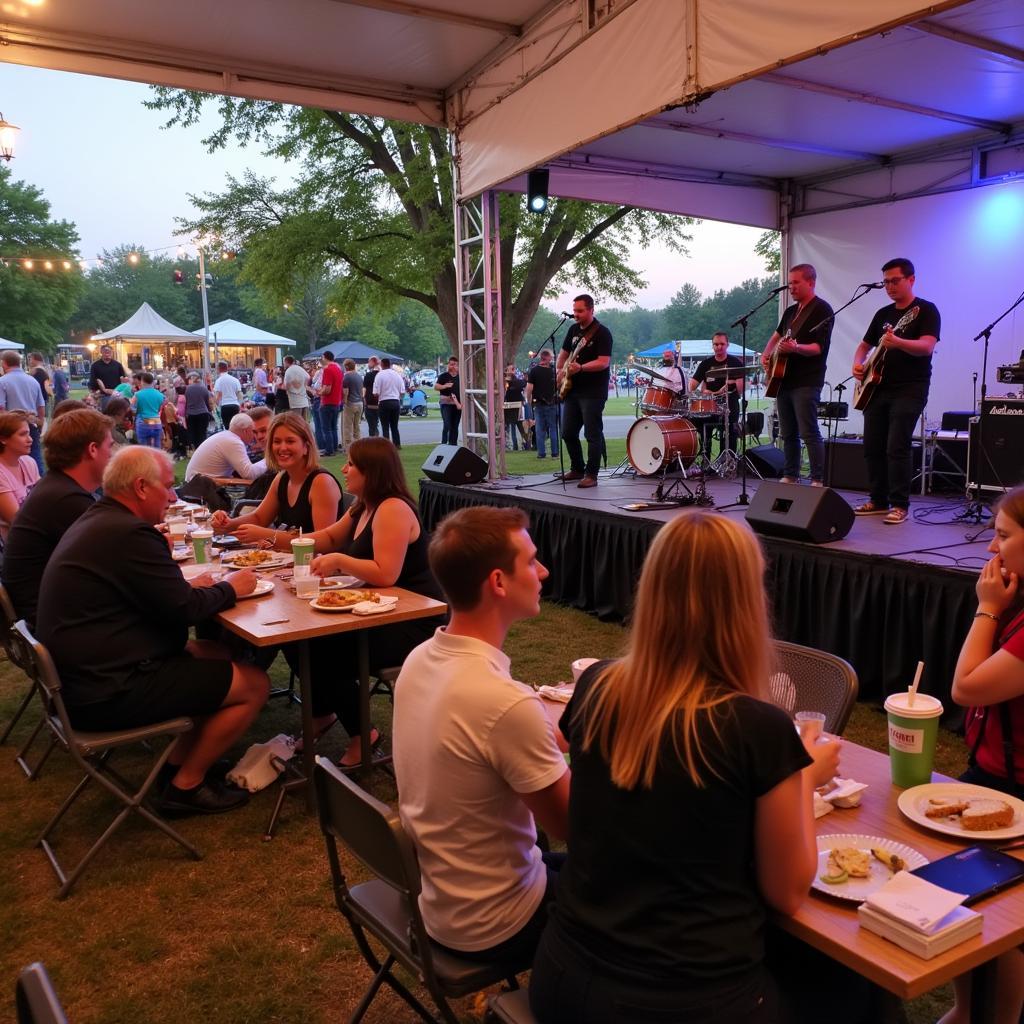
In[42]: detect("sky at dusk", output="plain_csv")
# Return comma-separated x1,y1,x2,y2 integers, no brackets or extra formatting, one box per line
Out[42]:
2,62,769,310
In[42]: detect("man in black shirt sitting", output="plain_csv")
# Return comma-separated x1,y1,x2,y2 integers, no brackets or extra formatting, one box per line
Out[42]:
36,446,270,816
2,409,113,627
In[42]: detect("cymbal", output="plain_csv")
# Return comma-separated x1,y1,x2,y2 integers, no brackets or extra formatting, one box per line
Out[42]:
704,363,762,379
638,364,676,385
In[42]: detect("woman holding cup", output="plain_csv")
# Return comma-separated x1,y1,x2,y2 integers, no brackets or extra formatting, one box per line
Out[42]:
209,413,342,544
293,437,445,768
944,486,1024,1024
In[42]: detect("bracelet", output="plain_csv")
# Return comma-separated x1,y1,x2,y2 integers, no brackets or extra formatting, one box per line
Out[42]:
974,611,999,622
269,531,277,549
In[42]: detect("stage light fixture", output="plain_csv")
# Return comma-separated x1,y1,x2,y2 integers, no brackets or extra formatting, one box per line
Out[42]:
0,113,19,162
527,169,549,214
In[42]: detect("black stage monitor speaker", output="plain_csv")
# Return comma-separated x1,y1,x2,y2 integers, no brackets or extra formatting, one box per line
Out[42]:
968,399,1024,494
745,445,785,479
746,482,855,544
421,444,487,485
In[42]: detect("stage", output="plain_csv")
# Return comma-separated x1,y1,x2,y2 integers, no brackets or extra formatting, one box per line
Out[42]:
420,467,993,707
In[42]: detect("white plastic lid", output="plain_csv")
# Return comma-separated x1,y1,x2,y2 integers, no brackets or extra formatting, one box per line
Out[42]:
884,691,943,718
191,528,213,539
290,536,315,546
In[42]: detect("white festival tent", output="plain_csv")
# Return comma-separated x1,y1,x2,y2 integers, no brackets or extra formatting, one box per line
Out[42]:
92,302,199,344
0,338,26,351
4,0,1023,451
192,319,297,349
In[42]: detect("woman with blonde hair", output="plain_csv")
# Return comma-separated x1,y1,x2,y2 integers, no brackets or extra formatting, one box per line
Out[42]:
530,510,840,1024
210,412,342,544
0,411,40,547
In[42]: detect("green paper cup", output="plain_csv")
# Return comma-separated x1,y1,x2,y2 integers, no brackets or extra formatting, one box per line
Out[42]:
191,528,213,565
291,536,315,572
884,691,943,788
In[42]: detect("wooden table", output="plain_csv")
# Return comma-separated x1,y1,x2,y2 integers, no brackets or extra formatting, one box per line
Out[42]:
216,579,445,829
781,742,1024,1022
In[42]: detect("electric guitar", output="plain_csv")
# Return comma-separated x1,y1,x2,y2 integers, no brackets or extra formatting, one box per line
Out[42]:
556,321,599,399
763,330,791,398
852,305,920,411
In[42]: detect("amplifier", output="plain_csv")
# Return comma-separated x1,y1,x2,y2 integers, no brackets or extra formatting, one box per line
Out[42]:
997,365,1024,385
967,399,1024,494
824,438,922,491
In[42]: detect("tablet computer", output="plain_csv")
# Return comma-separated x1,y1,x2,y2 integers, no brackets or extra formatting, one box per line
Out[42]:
911,845,1024,904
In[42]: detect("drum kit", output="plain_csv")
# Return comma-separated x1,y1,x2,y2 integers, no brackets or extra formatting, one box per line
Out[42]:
623,362,760,503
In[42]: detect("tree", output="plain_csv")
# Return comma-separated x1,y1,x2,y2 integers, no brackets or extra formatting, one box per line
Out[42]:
144,92,693,362
755,230,781,275
0,167,83,352
657,283,705,340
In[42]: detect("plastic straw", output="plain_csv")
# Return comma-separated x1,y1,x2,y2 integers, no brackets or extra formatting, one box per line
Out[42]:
908,661,924,706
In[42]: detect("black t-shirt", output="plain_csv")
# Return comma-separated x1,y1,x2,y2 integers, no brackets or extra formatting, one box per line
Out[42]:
1,470,95,626
862,297,940,387
775,296,834,390
31,367,49,398
561,319,613,399
35,497,236,707
552,663,811,987
436,371,460,404
693,354,743,418
504,375,525,404
527,362,556,405
89,358,126,393
363,369,380,407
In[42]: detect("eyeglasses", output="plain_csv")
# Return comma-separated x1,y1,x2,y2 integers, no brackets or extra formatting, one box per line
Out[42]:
882,276,906,286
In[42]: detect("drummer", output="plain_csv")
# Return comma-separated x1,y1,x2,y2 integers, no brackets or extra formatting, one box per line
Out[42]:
658,348,686,395
690,332,744,456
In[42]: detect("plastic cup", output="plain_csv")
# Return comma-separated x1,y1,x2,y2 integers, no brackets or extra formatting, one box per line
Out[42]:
295,574,320,600
795,710,826,743
884,691,943,787
167,518,188,545
191,528,214,564
571,658,599,684
291,536,315,571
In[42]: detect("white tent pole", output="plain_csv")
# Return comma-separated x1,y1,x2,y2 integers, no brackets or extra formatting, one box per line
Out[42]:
199,248,211,377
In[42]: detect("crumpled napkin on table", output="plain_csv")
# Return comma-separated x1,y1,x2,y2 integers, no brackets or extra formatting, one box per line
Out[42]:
227,733,295,793
351,595,399,616
537,683,576,703
820,777,869,808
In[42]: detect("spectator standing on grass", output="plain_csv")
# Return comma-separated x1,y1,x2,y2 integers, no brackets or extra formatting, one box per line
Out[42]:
184,372,214,452
131,372,166,450
0,350,46,475
319,351,344,456
252,358,269,405
435,356,462,446
341,358,363,452
527,349,558,459
51,365,70,406
363,356,381,437
88,345,127,412
27,353,53,420
372,358,405,448
213,361,243,431
284,355,310,419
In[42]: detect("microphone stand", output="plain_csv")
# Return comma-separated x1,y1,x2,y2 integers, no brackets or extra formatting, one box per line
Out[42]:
962,287,1024,527
827,374,856,487
717,285,786,509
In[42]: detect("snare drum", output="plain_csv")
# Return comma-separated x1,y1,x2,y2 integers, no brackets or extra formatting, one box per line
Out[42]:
626,416,700,476
689,396,720,415
639,385,682,417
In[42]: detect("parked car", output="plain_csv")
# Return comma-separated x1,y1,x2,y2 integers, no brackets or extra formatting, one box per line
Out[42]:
415,368,438,387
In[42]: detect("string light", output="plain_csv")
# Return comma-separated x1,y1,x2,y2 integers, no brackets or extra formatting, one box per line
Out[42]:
0,239,238,271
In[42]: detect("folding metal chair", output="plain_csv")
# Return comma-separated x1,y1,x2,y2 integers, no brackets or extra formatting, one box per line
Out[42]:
769,639,859,735
314,758,523,1024
15,963,68,1024
487,989,537,1023
12,621,202,898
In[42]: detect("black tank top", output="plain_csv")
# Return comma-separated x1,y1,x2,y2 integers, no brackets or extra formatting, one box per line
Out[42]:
343,501,442,600
274,468,341,532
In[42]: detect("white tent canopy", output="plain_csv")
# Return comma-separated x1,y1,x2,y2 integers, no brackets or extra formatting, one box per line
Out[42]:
192,319,297,348
92,302,198,342
0,338,26,351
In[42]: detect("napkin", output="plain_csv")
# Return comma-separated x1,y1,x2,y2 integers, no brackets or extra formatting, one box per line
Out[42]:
351,595,399,616
813,792,834,818
538,683,576,703
820,777,868,808
865,871,968,933
227,733,295,793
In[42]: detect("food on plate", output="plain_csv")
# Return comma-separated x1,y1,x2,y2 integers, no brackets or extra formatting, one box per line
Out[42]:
926,800,970,818
830,847,871,878
225,550,275,567
960,799,1015,832
315,589,380,608
871,847,906,873
819,864,849,885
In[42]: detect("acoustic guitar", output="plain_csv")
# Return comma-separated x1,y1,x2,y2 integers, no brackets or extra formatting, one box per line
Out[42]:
852,305,920,411
763,330,791,398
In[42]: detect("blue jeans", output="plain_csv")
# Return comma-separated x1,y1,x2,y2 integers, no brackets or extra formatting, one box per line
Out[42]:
534,403,558,457
135,417,163,449
439,403,461,445
29,422,43,475
320,404,340,455
862,382,927,511
310,397,326,450
775,384,824,482
561,394,606,477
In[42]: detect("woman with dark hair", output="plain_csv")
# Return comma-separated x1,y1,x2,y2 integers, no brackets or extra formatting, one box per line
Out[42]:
0,411,40,546
209,412,341,542
299,436,445,767
530,511,841,1024
104,396,133,448
944,486,1024,1024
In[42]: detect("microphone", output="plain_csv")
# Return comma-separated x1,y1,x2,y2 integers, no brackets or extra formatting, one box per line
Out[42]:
561,311,574,318
860,282,885,290
769,284,789,294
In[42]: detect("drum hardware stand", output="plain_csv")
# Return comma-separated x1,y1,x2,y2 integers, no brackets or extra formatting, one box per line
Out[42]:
609,455,638,479
654,454,712,506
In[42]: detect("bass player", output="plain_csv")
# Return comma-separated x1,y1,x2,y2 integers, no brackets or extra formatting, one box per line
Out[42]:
852,258,940,525
555,294,613,489
760,264,834,487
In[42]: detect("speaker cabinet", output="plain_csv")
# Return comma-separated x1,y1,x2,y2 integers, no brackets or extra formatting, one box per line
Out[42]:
421,444,487,485
745,445,785,479
968,400,1024,494
825,438,921,491
746,482,854,544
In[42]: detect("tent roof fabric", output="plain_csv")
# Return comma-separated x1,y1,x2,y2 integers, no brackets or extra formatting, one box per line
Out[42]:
302,341,404,363
637,340,747,359
0,338,26,351
193,319,297,347
92,302,198,342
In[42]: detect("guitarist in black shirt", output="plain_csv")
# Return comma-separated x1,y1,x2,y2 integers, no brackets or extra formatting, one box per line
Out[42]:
852,258,940,526
555,294,613,488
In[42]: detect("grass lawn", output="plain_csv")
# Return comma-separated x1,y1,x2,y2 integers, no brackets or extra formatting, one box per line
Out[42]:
1,428,963,1023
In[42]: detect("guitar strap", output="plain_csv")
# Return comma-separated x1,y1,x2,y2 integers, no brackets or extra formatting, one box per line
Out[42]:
785,299,816,341
570,319,600,356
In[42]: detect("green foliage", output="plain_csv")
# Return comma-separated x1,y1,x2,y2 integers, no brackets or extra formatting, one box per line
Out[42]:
145,90,693,362
657,276,780,352
755,229,782,275
0,167,83,352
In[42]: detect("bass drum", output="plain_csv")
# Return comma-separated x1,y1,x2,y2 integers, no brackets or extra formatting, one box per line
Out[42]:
627,416,700,476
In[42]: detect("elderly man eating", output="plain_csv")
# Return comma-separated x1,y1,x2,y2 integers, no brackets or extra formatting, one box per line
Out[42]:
36,446,269,815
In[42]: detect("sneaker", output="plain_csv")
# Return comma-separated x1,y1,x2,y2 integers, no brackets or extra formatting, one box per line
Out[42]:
883,507,909,525
854,502,889,516
780,476,799,484
159,779,250,817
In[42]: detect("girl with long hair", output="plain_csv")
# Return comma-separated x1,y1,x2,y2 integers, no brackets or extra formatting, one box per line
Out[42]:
0,411,39,546
530,511,839,1024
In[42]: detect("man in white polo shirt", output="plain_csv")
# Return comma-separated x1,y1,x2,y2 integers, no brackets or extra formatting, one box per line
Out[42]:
212,361,243,430
184,412,267,482
393,505,568,965
371,357,405,447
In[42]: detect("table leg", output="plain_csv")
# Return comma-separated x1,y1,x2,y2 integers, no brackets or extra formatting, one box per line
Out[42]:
969,957,997,1024
358,631,371,775
298,639,316,814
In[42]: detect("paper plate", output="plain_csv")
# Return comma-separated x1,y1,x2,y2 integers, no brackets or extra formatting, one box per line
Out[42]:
220,551,294,571
812,834,928,903
898,782,1024,841
236,578,274,600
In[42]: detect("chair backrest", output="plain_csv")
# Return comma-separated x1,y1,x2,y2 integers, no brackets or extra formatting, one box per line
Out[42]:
769,639,858,735
0,583,32,674
12,621,74,738
16,963,68,1024
314,758,421,900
